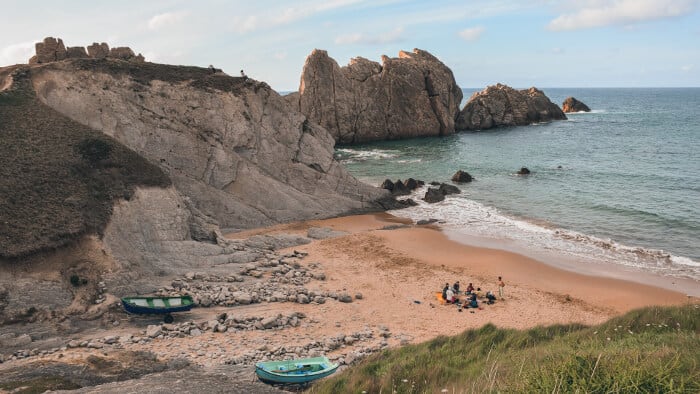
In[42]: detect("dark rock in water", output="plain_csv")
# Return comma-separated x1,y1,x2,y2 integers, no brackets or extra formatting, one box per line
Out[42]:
516,167,531,175
405,178,419,190
381,179,395,191
417,219,438,225
456,83,566,130
397,198,418,207
557,165,563,169
429,181,441,186
438,183,460,195
423,188,445,203
393,180,410,195
562,97,591,113
451,170,473,183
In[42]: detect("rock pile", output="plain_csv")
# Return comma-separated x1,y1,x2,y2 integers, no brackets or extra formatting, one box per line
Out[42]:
456,83,566,130
381,178,424,196
29,37,145,64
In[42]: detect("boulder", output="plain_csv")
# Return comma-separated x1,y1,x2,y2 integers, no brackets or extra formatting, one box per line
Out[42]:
404,178,421,190
380,179,395,191
438,183,460,195
295,49,463,143
562,97,591,113
423,188,444,203
451,170,473,183
87,42,110,59
338,292,353,303
34,37,66,63
456,84,566,130
516,167,531,175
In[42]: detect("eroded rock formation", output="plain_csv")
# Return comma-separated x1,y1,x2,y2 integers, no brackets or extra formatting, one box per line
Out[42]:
291,49,462,143
562,96,591,113
29,37,144,64
456,84,566,130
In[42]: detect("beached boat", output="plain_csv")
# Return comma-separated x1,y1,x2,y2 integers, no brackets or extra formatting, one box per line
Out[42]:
255,356,339,385
121,295,194,323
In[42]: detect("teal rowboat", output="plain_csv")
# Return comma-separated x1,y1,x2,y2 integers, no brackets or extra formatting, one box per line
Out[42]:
121,295,194,323
255,356,339,385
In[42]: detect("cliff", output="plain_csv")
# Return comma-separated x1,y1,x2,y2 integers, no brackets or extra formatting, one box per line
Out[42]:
289,49,462,143
0,37,394,319
456,84,566,130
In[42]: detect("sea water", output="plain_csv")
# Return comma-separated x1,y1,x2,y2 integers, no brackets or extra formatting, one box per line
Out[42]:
335,88,700,289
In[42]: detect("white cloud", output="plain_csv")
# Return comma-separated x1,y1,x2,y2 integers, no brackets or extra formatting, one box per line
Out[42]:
548,0,696,31
334,27,405,45
232,15,259,33
458,26,485,41
0,40,36,66
148,11,189,30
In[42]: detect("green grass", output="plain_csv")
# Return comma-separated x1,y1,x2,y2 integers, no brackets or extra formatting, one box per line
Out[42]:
310,304,700,393
0,66,170,259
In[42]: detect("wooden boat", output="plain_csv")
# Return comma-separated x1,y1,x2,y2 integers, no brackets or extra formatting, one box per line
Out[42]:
121,295,194,323
255,356,339,385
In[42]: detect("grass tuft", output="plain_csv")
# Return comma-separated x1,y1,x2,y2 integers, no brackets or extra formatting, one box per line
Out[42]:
309,304,700,393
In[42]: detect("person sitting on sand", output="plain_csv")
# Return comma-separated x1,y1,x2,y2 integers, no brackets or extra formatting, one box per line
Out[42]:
453,281,460,294
485,291,496,304
469,293,479,308
445,287,456,304
466,282,474,294
442,283,449,301
475,287,484,299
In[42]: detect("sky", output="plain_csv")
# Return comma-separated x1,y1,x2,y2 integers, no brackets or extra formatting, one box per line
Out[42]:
1,0,699,90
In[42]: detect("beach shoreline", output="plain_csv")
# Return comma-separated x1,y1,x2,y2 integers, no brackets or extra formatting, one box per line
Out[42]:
228,212,691,336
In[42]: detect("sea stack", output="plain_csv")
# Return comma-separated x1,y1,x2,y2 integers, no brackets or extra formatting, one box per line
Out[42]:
455,83,566,130
289,49,463,144
562,97,591,113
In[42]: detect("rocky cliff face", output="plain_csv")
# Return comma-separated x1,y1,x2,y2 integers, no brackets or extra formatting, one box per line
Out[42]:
291,49,462,144
456,84,566,130
31,59,389,231
562,96,591,113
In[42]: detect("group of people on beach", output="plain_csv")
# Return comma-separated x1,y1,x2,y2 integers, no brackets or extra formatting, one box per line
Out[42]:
441,276,505,310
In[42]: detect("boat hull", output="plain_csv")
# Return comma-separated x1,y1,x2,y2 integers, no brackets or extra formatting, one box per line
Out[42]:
255,356,339,385
121,296,194,315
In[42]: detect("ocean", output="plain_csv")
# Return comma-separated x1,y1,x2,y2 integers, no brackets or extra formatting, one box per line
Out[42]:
335,88,700,289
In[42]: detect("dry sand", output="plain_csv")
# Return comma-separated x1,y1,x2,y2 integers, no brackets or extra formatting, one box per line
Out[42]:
225,213,689,343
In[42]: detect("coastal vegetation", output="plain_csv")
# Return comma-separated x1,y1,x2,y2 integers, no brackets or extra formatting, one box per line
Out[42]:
311,304,700,393
0,67,170,259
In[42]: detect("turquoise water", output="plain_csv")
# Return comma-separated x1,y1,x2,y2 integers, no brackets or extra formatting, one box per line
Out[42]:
336,88,700,282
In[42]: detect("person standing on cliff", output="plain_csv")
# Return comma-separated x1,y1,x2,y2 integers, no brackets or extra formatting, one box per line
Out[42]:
498,276,505,299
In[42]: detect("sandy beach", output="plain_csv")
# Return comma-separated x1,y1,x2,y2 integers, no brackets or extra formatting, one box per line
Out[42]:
224,213,690,343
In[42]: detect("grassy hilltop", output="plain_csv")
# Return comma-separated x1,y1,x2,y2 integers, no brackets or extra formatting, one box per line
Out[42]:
0,66,170,259
311,305,700,393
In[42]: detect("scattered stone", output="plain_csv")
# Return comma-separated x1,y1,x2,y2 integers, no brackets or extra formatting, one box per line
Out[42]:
338,293,353,303
354,293,363,300
146,325,163,338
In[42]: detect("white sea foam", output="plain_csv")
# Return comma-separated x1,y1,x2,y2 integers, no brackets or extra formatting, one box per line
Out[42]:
389,187,700,281
335,148,399,161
